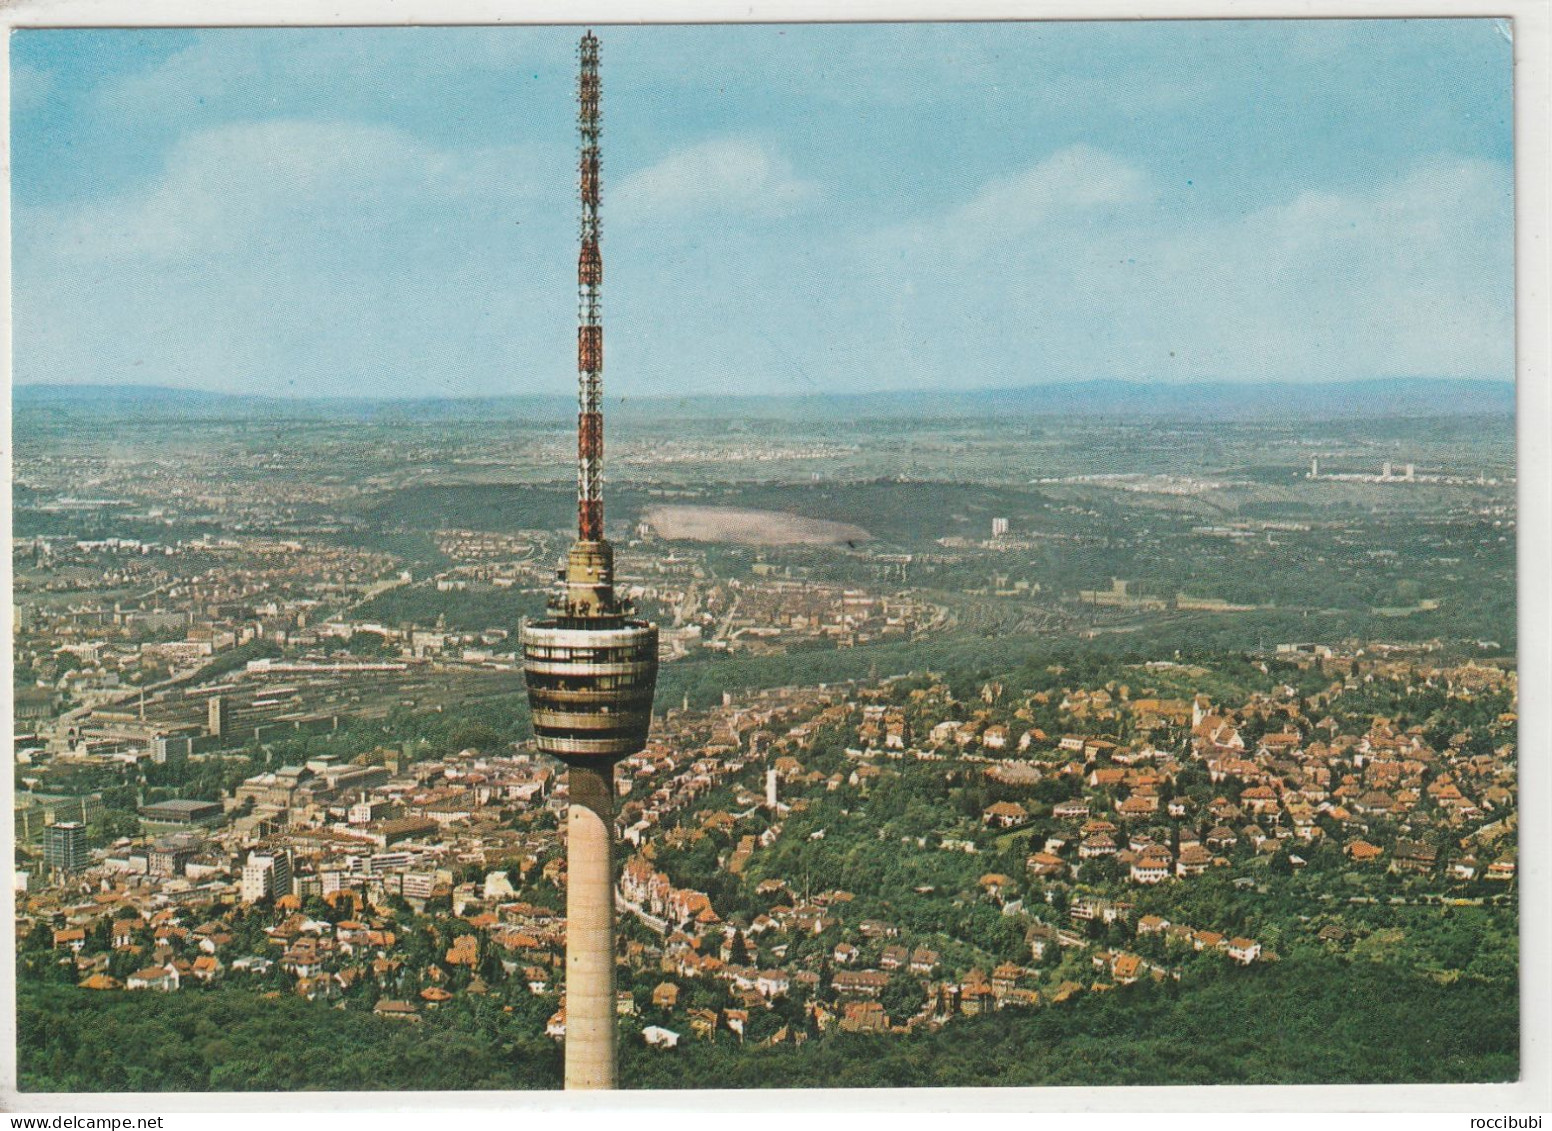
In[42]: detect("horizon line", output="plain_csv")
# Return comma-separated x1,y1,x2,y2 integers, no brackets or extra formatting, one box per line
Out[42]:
11,375,1518,406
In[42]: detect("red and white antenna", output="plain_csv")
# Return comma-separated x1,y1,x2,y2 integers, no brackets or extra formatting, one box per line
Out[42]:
577,30,604,543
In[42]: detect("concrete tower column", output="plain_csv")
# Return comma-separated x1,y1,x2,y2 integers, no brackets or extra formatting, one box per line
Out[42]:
564,763,617,1090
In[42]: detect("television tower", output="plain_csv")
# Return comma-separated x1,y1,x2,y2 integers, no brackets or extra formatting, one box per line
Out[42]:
521,30,659,1092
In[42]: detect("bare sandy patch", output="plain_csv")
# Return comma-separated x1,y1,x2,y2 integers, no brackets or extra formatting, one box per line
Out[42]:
643,505,871,546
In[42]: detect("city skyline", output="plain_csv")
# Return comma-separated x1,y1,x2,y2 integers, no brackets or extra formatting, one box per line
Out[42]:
13,20,1514,400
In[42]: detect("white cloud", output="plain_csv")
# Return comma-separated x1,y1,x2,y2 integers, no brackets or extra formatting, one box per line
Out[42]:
613,137,820,224
14,119,574,397
848,148,1512,386
14,112,1511,400
898,143,1152,261
40,119,556,262
1124,156,1513,380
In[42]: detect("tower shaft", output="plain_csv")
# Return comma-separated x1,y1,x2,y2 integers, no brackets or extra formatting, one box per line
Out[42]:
564,764,617,1089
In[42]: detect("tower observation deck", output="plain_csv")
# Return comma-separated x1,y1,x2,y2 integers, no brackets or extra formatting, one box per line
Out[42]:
520,30,659,1092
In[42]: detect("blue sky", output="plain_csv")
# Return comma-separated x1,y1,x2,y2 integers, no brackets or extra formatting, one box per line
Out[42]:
12,20,1514,399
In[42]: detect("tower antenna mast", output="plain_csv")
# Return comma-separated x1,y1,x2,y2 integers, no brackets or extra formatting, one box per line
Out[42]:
577,29,604,545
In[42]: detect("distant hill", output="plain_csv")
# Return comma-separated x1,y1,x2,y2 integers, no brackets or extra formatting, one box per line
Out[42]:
12,378,1514,424
11,384,575,424
15,383,260,409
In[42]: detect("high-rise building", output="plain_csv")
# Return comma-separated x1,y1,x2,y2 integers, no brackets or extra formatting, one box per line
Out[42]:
45,821,88,874
149,833,201,878
240,850,291,903
240,855,268,903
207,695,230,738
401,871,437,901
521,30,659,1092
153,733,193,765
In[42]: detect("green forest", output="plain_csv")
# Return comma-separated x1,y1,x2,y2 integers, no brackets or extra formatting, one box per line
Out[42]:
16,979,558,1092
621,954,1517,1088
16,951,1515,1091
